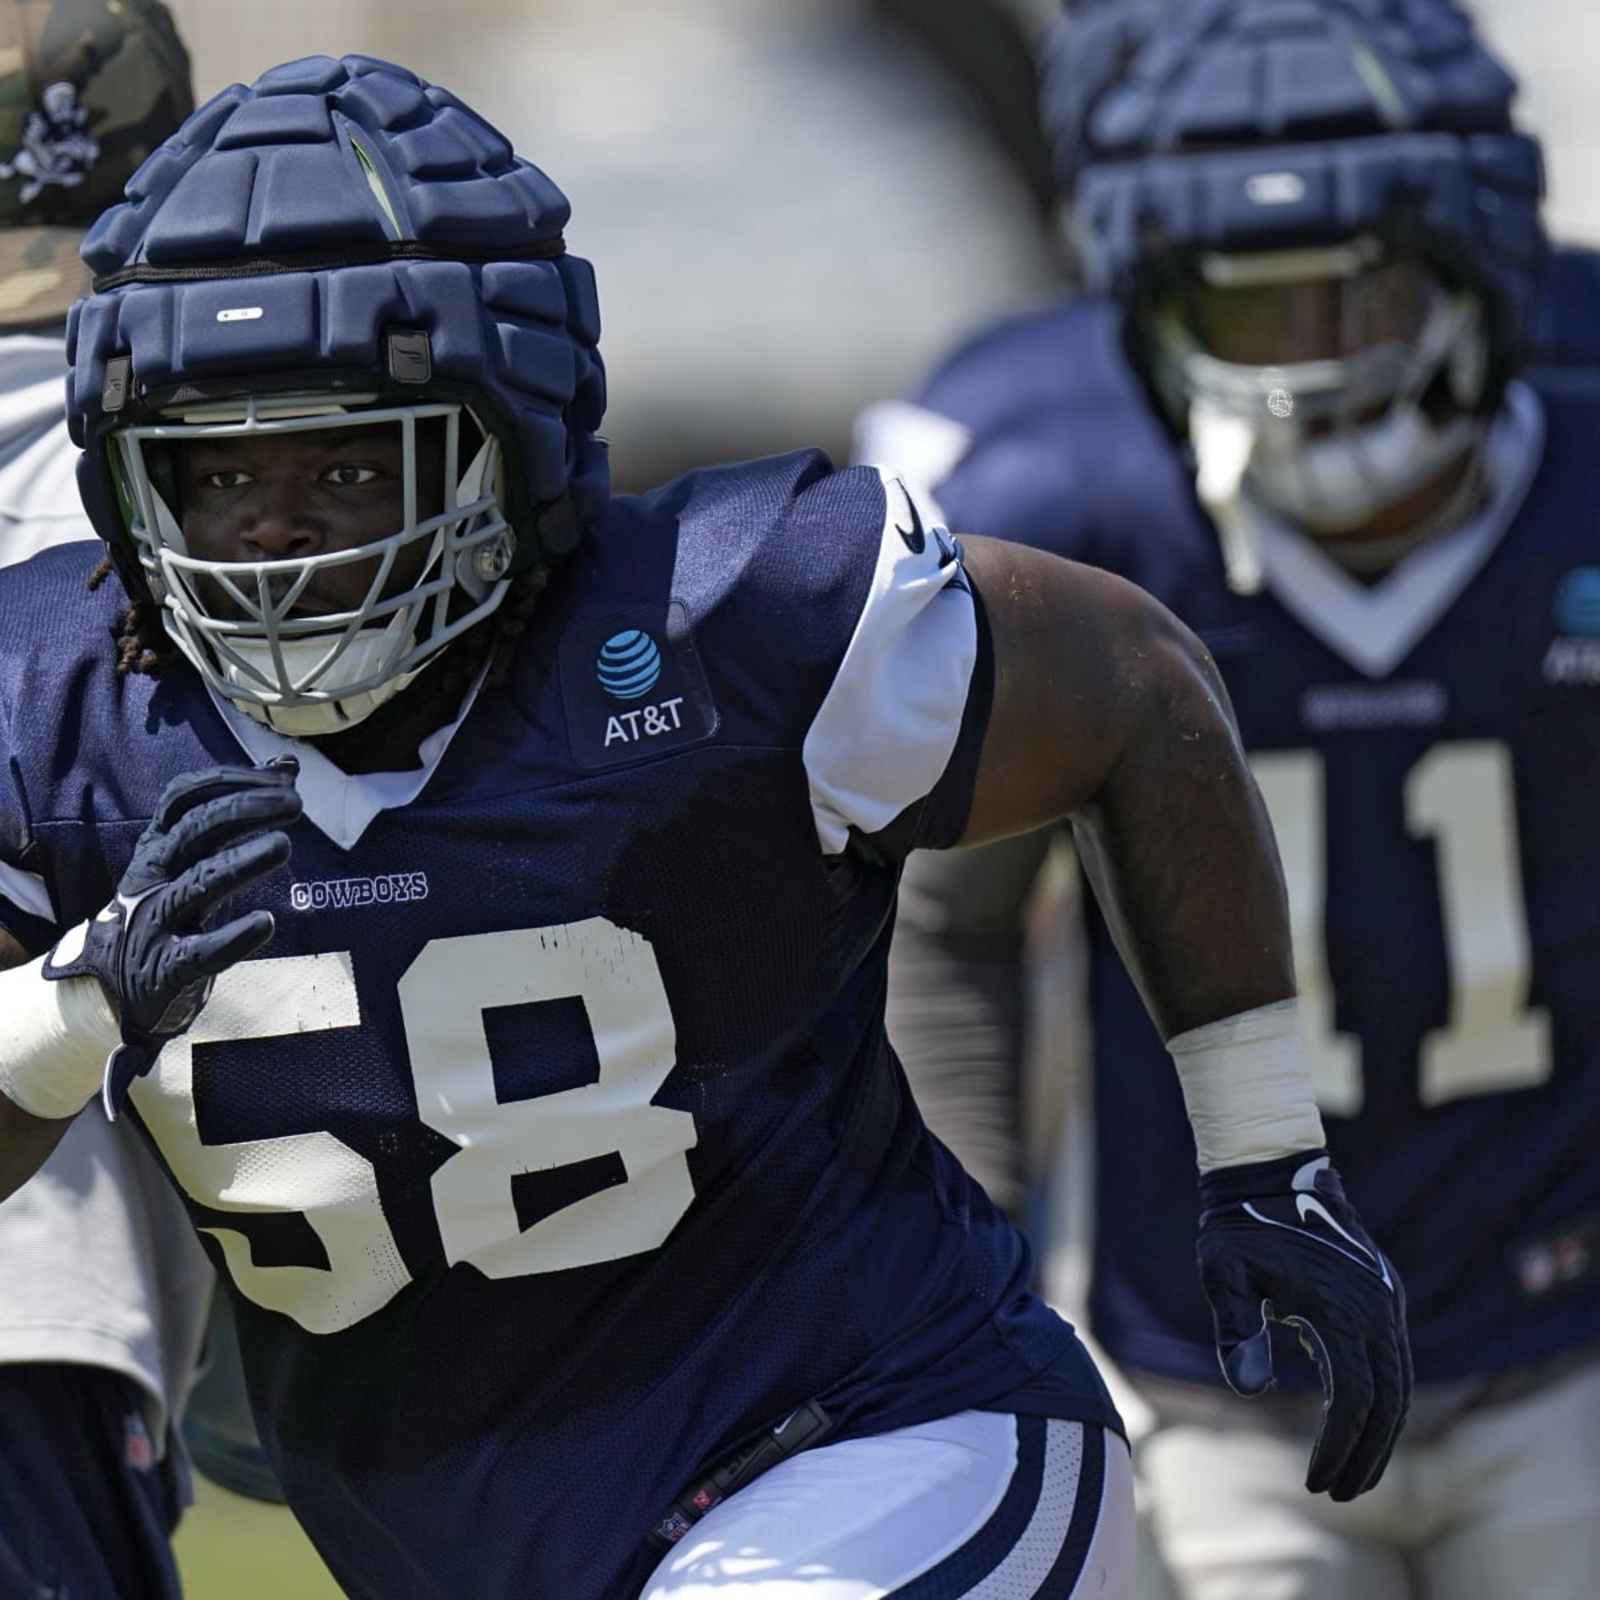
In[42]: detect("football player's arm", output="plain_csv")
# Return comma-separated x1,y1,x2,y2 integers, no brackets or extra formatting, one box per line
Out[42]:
959,535,1412,1503
886,830,1055,1219
0,762,303,1205
959,534,1289,1039
0,926,81,1196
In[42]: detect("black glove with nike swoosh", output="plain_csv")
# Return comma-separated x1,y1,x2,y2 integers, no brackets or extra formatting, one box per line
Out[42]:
42,759,303,1116
1196,1149,1412,1501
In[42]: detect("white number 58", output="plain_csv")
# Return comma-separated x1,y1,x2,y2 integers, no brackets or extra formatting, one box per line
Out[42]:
132,918,697,1334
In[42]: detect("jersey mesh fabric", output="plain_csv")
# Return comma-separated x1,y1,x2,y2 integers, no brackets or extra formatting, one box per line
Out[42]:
0,456,1118,1600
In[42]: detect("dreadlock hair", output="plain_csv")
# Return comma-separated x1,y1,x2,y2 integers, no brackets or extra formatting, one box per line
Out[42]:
88,553,178,677
87,553,550,698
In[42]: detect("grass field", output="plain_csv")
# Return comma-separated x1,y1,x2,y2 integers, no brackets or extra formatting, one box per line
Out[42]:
174,1477,342,1599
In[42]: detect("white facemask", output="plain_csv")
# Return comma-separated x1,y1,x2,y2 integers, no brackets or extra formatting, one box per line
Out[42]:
1163,275,1491,588
115,399,515,735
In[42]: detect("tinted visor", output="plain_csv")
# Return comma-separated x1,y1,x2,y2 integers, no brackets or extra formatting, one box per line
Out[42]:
1177,250,1437,366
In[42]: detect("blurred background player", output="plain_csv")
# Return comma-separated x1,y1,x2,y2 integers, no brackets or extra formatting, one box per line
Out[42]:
0,2,215,1597
858,0,1600,1596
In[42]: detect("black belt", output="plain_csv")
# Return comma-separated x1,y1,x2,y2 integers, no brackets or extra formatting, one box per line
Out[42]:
648,1400,834,1551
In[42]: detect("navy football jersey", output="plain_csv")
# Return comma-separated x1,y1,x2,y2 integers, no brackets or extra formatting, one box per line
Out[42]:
873,258,1600,1394
0,451,1118,1600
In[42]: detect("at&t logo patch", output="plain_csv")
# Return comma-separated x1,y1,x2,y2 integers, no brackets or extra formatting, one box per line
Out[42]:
604,698,688,749
597,630,663,699
1543,567,1600,686
561,602,718,770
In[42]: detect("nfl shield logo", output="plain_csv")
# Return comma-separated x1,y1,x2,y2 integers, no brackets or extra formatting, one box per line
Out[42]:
124,1412,157,1473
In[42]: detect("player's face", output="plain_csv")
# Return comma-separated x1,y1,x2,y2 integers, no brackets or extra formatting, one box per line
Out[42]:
174,422,446,616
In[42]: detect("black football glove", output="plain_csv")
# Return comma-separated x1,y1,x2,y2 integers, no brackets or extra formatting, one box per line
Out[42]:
1196,1149,1412,1501
43,759,302,1116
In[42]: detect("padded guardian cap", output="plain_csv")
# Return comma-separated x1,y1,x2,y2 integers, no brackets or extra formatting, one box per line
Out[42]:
65,53,607,732
1041,0,1547,585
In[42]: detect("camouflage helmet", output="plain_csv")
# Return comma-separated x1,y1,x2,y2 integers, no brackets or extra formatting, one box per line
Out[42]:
0,0,191,329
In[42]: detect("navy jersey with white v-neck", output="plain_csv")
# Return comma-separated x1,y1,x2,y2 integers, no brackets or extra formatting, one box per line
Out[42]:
887,271,1600,1392
0,449,1118,1600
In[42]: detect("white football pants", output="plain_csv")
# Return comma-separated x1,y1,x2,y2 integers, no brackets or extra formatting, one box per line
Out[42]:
642,1411,1135,1599
1138,1355,1600,1600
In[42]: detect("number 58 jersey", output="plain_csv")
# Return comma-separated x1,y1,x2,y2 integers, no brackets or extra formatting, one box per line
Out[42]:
0,451,1116,1600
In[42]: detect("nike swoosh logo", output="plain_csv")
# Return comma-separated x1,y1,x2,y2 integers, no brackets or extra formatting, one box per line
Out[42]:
1294,1194,1392,1287
893,486,926,555
1241,1197,1395,1291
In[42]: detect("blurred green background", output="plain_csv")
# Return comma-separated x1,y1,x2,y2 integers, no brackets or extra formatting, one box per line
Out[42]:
174,1480,341,1599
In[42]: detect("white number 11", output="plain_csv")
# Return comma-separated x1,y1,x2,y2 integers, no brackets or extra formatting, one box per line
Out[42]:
1251,740,1550,1116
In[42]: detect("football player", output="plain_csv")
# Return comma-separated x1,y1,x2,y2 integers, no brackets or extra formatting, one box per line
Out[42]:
0,51,1407,1599
0,5,215,1597
859,0,1600,1595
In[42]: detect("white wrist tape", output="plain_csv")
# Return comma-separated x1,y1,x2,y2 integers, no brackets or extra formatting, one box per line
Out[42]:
0,947,122,1122
1167,998,1326,1173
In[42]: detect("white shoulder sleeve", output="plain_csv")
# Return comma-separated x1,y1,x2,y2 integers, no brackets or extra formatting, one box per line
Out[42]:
803,468,978,854
850,399,971,522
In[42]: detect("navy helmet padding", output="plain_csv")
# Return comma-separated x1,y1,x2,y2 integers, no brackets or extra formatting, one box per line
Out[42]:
1041,0,1547,383
65,53,607,593
1037,0,1176,202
